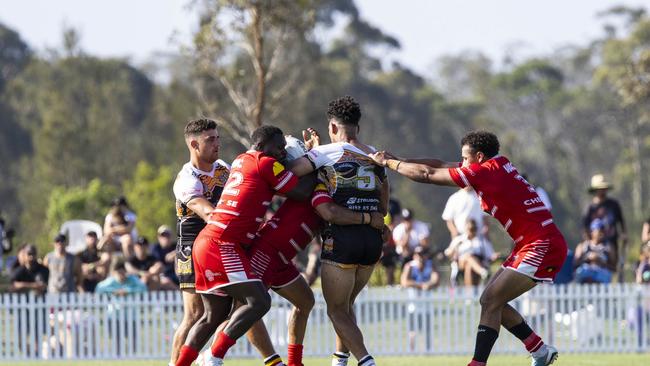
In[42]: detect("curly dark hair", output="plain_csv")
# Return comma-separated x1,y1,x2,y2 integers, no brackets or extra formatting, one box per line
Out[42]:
461,131,500,158
184,118,217,137
251,125,284,150
327,96,361,125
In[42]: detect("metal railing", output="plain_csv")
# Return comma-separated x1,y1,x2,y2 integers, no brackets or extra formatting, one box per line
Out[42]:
1,283,649,360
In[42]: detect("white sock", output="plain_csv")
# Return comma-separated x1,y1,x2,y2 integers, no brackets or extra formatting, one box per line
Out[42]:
358,355,376,366
332,351,350,366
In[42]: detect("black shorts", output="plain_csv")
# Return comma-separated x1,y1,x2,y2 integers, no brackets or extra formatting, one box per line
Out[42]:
176,238,196,290
321,224,382,267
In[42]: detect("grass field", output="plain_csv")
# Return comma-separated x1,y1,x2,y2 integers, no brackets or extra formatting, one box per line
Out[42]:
2,354,650,366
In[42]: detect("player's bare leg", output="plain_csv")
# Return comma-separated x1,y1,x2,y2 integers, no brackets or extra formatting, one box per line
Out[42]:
170,290,204,365
468,268,556,366
322,263,375,366
178,281,271,366
246,320,286,366
332,264,372,366
238,276,315,366
176,294,232,366
275,276,315,366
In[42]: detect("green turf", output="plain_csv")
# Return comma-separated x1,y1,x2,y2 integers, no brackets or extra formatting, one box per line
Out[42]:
2,354,650,366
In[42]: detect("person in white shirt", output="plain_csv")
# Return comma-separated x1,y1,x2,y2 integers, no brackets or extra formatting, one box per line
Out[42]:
392,208,430,262
441,187,484,239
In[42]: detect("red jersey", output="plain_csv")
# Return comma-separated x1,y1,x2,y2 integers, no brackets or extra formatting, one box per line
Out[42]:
205,150,298,245
448,156,560,245
256,182,333,260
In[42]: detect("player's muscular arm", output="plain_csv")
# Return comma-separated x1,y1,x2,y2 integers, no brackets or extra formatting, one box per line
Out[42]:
369,151,457,186
284,172,318,201
315,203,384,229
286,157,315,177
403,158,458,168
372,154,457,186
381,151,457,168
186,197,215,222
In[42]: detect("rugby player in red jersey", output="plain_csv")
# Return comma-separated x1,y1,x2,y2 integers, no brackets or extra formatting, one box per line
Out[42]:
176,126,318,366
240,137,385,366
369,131,567,366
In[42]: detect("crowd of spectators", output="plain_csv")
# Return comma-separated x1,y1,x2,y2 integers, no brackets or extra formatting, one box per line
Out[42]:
4,197,180,296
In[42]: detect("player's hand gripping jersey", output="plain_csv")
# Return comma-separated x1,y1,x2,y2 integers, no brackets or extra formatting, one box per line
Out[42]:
306,143,387,266
172,160,230,289
249,182,333,288
448,156,568,281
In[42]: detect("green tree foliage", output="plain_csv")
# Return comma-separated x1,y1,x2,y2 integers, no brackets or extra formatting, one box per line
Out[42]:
0,22,32,223
4,40,154,243
123,162,176,241
2,3,650,273
43,179,118,252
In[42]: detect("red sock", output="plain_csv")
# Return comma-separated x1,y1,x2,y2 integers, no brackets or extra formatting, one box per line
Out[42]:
522,332,544,353
176,345,198,366
468,360,486,366
287,344,304,366
211,331,236,358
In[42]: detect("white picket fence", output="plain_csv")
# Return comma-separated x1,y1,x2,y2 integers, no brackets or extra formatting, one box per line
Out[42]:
1,284,649,361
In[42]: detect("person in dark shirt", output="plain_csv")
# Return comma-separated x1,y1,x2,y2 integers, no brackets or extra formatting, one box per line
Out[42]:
151,225,179,289
126,236,163,290
77,231,103,292
582,174,627,280
11,244,49,295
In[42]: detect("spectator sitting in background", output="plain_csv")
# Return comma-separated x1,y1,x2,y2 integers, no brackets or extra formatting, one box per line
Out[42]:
10,244,49,295
126,236,165,290
43,234,83,293
636,244,650,284
642,217,650,244
392,208,430,264
574,219,616,284
444,218,495,286
102,196,137,258
96,257,147,295
400,246,439,290
77,231,104,292
151,225,179,289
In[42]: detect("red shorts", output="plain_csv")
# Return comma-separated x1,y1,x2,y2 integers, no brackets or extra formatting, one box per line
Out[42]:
502,233,568,283
192,231,260,295
249,241,301,290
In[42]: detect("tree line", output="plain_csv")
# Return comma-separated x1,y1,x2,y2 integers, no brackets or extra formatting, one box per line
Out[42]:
0,1,648,264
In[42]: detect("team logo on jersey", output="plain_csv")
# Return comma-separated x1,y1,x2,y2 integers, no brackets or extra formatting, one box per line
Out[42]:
272,161,285,176
323,237,334,252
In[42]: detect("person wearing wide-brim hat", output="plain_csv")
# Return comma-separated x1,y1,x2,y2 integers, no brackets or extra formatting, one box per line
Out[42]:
582,173,627,280
587,174,613,193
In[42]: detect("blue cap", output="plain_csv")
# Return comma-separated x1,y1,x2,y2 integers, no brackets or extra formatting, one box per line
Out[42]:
590,218,605,232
